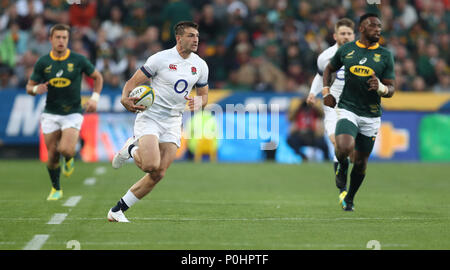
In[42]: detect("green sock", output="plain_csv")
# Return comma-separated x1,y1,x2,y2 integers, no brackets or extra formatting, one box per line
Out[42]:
345,169,366,203
335,158,349,192
47,166,61,190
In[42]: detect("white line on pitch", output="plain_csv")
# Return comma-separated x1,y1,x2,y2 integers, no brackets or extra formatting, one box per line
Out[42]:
23,234,49,250
94,166,106,175
63,196,82,207
2,216,449,222
47,213,68,224
83,177,96,186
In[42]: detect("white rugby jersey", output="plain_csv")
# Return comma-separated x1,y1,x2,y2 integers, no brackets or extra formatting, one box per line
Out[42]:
309,43,345,101
140,46,209,117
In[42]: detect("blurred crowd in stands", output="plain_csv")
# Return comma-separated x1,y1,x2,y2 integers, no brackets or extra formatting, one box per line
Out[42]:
0,0,449,93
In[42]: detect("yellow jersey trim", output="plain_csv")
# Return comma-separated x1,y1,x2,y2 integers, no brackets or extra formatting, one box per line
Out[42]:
356,40,379,50
50,49,71,61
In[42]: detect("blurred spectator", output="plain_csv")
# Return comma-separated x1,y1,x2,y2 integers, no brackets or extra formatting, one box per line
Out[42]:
14,50,38,87
43,0,70,25
394,0,418,30
264,41,282,68
160,0,193,47
69,0,97,28
394,63,408,91
97,0,125,22
236,48,287,92
0,4,19,32
0,20,30,67
411,76,427,92
286,98,330,162
223,68,249,91
197,4,223,43
205,42,229,89
286,61,307,88
402,58,418,90
123,1,151,36
227,1,248,20
16,0,44,30
100,6,124,43
27,22,51,56
0,63,17,89
437,34,449,63
94,29,126,88
433,74,450,92
136,26,160,59
211,0,228,22
417,43,439,86
16,0,44,17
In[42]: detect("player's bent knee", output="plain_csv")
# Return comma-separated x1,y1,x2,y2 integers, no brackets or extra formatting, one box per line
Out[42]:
141,161,161,174
58,146,76,158
336,143,353,157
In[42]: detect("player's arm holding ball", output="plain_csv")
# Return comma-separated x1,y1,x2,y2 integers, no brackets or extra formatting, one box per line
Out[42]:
121,69,149,113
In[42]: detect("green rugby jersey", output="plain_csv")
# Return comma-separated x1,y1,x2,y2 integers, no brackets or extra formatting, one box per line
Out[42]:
330,40,395,117
30,49,95,115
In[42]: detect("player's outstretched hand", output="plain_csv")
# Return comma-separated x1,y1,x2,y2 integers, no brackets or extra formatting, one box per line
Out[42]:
323,94,336,108
121,96,146,113
367,73,379,92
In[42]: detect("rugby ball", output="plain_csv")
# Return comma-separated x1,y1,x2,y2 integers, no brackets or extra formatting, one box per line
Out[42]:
129,85,155,109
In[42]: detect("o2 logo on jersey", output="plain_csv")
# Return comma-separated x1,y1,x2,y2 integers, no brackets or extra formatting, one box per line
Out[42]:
174,79,189,97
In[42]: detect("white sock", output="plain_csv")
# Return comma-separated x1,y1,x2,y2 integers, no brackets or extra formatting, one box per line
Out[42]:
333,155,338,162
122,189,139,208
130,146,139,159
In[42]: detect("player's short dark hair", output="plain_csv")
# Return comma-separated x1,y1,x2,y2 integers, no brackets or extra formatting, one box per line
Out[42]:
359,13,380,26
174,21,199,36
335,18,355,32
49,24,71,37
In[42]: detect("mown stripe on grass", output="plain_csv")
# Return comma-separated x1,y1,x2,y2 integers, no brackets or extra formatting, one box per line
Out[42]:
23,234,49,250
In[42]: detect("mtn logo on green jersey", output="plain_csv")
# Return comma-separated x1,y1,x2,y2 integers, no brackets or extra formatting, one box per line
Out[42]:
49,77,71,87
349,65,374,77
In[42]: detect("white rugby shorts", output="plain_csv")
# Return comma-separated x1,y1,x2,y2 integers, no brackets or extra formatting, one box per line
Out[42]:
336,108,381,137
134,110,182,148
40,112,84,134
323,105,337,137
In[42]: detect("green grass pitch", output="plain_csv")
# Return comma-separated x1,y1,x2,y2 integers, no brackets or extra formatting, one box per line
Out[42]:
0,160,449,250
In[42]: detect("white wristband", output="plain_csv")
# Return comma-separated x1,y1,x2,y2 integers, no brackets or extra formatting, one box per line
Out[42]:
91,92,100,102
376,78,388,96
32,85,38,94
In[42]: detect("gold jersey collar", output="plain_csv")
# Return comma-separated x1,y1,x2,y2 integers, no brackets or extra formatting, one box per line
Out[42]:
356,40,379,50
50,49,71,61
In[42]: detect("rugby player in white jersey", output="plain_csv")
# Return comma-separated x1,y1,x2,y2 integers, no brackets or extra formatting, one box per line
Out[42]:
305,18,355,201
107,21,209,222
